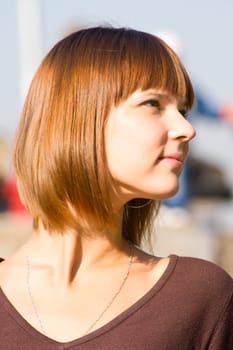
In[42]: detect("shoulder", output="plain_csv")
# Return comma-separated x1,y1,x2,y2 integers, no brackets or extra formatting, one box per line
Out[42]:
169,257,233,347
175,255,232,282
173,255,233,300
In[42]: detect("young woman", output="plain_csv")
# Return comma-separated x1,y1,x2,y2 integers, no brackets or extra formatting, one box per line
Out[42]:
0,26,232,349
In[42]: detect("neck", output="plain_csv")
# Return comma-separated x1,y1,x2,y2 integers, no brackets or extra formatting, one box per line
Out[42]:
25,220,130,286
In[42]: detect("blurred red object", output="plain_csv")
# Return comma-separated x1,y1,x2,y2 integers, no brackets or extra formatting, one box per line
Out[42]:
220,103,233,122
3,177,29,215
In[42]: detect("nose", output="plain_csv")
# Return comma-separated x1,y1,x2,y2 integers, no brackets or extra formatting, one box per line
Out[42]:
168,110,196,142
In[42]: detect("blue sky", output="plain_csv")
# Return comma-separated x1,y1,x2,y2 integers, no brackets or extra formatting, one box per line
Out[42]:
1,0,233,137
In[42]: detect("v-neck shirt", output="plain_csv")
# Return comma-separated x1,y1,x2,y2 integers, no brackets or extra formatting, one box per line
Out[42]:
0,255,232,349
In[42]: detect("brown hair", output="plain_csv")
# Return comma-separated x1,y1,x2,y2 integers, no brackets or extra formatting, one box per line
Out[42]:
14,26,194,245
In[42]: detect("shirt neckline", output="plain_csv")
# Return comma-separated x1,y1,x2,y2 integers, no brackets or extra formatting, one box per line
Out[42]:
0,254,178,347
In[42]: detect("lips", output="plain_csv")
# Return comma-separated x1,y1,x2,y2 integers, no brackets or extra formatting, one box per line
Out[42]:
157,152,185,169
158,152,184,162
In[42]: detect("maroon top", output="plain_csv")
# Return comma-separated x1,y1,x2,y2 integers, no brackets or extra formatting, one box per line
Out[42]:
0,255,232,349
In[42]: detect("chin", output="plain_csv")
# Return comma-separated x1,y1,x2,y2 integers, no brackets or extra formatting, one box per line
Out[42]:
117,177,180,201
151,185,180,201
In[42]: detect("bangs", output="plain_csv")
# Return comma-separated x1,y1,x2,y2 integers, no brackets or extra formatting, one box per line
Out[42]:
107,29,194,111
56,27,194,112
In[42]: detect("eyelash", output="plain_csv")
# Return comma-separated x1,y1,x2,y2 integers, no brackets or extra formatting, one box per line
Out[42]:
142,99,161,109
142,99,189,119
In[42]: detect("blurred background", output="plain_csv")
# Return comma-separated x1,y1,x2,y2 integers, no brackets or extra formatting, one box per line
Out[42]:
0,0,233,275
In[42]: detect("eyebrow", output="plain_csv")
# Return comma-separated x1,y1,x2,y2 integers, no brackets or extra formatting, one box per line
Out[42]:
142,90,169,97
139,90,175,103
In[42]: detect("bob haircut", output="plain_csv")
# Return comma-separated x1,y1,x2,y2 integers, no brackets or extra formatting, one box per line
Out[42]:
14,26,194,245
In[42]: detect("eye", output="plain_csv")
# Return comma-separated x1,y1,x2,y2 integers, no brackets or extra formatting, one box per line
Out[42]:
142,99,161,109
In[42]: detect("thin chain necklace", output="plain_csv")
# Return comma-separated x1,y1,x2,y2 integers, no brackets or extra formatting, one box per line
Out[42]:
26,243,134,336
26,253,47,336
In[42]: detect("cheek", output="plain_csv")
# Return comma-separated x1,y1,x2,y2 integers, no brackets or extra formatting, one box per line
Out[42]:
105,122,138,174
105,119,164,181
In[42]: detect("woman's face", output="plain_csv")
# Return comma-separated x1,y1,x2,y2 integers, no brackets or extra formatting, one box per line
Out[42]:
105,89,196,204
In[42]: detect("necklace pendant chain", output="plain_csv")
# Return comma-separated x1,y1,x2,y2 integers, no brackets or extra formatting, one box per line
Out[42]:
26,242,134,337
84,243,134,335
26,254,47,336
